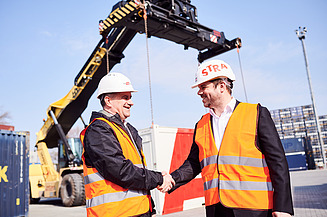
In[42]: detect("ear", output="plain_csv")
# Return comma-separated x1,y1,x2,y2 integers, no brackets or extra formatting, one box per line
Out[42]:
219,82,226,93
104,95,112,108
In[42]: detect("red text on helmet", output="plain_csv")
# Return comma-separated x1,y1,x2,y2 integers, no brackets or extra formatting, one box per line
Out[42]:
202,64,228,76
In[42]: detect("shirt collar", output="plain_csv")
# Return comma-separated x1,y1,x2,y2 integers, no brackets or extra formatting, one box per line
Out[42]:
99,109,114,117
209,97,236,118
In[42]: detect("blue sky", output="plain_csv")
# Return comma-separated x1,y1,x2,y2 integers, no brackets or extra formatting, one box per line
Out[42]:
1,0,326,148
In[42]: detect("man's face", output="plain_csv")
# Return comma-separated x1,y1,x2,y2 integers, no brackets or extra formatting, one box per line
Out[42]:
197,81,221,108
106,92,133,121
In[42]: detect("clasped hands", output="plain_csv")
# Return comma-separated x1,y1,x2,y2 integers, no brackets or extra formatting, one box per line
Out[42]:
157,171,175,193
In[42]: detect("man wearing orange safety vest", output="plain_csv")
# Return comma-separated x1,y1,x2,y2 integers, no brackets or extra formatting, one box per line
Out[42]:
80,72,174,217
167,60,294,217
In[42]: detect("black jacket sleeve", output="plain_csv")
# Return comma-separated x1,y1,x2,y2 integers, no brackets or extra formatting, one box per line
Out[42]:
169,125,202,192
257,105,294,215
83,119,163,190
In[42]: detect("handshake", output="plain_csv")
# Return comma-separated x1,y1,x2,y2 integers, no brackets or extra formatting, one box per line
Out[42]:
157,171,175,193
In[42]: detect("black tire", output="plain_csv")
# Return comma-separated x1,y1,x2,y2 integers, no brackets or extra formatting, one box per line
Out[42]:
80,173,86,205
29,197,41,204
60,173,85,207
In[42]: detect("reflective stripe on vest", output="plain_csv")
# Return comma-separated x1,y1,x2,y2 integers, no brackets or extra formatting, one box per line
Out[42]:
201,155,268,170
84,163,143,185
80,118,150,217
196,103,273,209
220,180,273,191
86,189,148,208
219,156,268,168
204,178,219,191
200,155,217,169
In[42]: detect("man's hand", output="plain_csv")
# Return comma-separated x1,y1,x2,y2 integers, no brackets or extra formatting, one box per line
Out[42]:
157,171,175,193
272,211,292,217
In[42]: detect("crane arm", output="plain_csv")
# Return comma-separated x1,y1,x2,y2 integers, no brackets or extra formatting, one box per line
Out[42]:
37,0,241,150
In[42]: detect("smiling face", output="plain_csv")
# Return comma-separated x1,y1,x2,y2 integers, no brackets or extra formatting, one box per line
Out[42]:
105,92,134,121
197,81,220,109
197,79,233,116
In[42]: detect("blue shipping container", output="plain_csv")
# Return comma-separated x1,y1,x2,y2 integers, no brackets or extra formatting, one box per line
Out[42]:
285,153,307,171
281,138,307,171
0,130,29,217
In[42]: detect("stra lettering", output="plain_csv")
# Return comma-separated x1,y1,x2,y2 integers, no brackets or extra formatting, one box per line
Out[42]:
201,64,228,76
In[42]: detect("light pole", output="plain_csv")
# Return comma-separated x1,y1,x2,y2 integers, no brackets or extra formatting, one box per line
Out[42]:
295,26,326,169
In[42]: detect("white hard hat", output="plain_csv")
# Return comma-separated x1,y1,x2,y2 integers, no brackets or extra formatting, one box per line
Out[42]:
97,72,137,98
192,59,235,88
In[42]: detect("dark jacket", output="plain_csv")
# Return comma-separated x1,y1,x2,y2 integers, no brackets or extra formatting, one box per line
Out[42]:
83,111,163,216
170,101,294,217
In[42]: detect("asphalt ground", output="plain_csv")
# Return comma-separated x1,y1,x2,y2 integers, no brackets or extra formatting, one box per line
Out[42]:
29,169,327,217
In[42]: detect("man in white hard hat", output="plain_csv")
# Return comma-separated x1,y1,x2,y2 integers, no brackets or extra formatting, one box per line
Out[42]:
80,73,174,217
167,60,294,217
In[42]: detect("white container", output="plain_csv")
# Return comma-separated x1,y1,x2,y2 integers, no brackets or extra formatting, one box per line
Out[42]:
139,125,204,215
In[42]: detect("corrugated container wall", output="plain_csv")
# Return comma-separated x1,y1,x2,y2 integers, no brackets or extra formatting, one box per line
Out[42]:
0,130,30,217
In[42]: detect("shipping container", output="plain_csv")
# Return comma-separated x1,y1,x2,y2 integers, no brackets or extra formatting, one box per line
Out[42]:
139,125,204,215
281,138,308,171
0,130,29,217
284,152,307,171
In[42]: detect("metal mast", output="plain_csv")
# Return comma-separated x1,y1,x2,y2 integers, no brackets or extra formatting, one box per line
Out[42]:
295,26,326,168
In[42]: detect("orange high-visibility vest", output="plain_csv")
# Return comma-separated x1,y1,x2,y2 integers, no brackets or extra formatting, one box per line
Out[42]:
80,117,151,217
196,103,273,209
